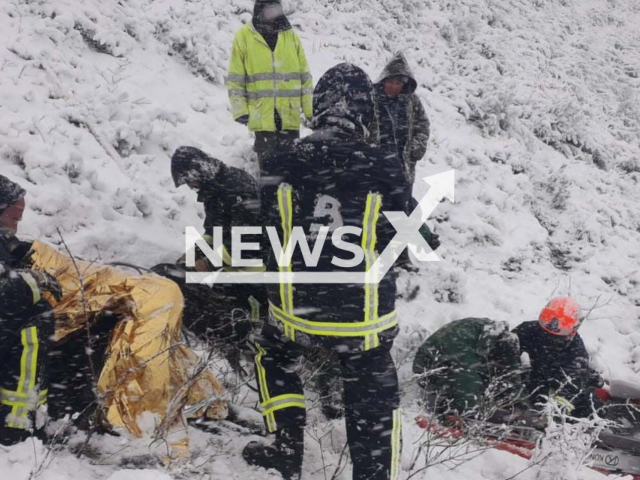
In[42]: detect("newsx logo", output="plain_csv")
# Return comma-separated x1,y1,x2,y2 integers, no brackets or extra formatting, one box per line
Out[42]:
185,171,455,285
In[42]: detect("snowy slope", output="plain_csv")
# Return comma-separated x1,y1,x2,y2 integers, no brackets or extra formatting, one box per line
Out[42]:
1,0,640,478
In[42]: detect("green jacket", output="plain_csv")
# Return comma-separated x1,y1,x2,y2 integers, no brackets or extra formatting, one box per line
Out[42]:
227,24,313,132
413,318,520,414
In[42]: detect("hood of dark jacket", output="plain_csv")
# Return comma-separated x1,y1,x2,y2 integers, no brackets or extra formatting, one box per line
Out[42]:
311,63,376,141
253,0,292,35
0,174,26,215
376,52,418,94
171,147,224,189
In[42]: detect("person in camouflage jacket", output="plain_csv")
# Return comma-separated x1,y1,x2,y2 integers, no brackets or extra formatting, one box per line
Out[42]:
375,52,430,186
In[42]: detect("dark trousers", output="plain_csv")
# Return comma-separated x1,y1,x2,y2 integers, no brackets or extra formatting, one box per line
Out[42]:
47,312,120,428
0,302,54,445
254,131,299,166
254,326,402,480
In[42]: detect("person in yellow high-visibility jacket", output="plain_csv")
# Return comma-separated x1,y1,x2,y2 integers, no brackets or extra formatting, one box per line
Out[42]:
227,0,313,164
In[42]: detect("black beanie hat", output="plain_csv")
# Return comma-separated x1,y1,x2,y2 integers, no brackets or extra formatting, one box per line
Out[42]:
171,146,224,188
0,174,26,215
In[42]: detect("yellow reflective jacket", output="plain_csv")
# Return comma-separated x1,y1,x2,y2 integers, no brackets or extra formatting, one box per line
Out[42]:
227,24,313,132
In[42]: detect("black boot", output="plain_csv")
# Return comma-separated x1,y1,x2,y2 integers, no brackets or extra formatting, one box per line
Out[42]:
242,426,304,480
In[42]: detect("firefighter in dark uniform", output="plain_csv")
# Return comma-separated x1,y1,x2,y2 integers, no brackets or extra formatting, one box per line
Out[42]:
242,64,407,480
0,175,61,445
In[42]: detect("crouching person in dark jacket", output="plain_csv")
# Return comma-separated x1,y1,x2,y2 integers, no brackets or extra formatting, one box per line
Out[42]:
513,296,604,418
413,318,522,420
152,147,265,370
0,175,61,446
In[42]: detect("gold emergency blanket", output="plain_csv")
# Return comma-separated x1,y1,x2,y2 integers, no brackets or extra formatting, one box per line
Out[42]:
29,241,227,439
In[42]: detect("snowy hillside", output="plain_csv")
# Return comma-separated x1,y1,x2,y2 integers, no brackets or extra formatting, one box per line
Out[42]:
1,0,640,478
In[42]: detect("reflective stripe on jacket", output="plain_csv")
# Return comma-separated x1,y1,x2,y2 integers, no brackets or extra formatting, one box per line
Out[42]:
227,24,313,132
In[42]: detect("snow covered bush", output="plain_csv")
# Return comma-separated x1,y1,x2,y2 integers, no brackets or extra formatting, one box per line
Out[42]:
530,397,612,480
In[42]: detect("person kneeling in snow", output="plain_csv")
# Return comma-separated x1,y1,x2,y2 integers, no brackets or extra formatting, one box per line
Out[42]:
152,146,265,371
0,175,61,446
412,318,522,420
513,296,604,418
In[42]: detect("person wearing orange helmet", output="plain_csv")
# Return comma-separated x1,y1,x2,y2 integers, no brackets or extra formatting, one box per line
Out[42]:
512,296,604,418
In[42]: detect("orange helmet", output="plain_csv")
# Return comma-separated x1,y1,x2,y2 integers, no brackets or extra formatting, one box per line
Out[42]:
538,296,583,336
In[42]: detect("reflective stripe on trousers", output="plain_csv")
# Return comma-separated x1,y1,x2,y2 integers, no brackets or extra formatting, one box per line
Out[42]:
2,327,43,430
390,409,403,480
254,343,306,433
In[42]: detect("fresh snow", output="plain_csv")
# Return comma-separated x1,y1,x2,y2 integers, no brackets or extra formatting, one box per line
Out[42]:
1,0,639,478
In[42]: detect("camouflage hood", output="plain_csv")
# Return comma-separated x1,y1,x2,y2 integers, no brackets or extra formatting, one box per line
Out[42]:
376,52,418,94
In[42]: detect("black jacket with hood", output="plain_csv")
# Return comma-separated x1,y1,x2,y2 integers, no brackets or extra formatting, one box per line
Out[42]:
260,64,408,352
376,53,430,185
171,147,259,258
513,321,604,409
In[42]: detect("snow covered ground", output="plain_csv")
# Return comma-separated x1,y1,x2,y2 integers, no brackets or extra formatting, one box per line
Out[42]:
1,0,640,478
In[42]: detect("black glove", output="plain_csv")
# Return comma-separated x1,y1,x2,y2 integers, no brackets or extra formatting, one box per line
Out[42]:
235,115,249,126
29,270,63,302
428,232,441,251
419,224,441,251
14,241,35,265
150,263,187,283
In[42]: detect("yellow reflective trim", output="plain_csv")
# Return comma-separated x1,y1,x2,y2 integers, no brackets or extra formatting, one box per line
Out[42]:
371,194,382,321
255,343,277,432
362,194,383,350
28,327,39,391
18,272,41,304
391,409,402,480
278,186,288,312
202,234,213,245
255,344,270,402
371,195,382,350
261,393,305,409
211,244,234,266
285,188,294,313
8,327,39,428
0,389,47,408
262,401,306,417
277,185,294,327
248,296,261,322
270,303,398,337
361,195,372,326
14,329,29,420
221,265,267,273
